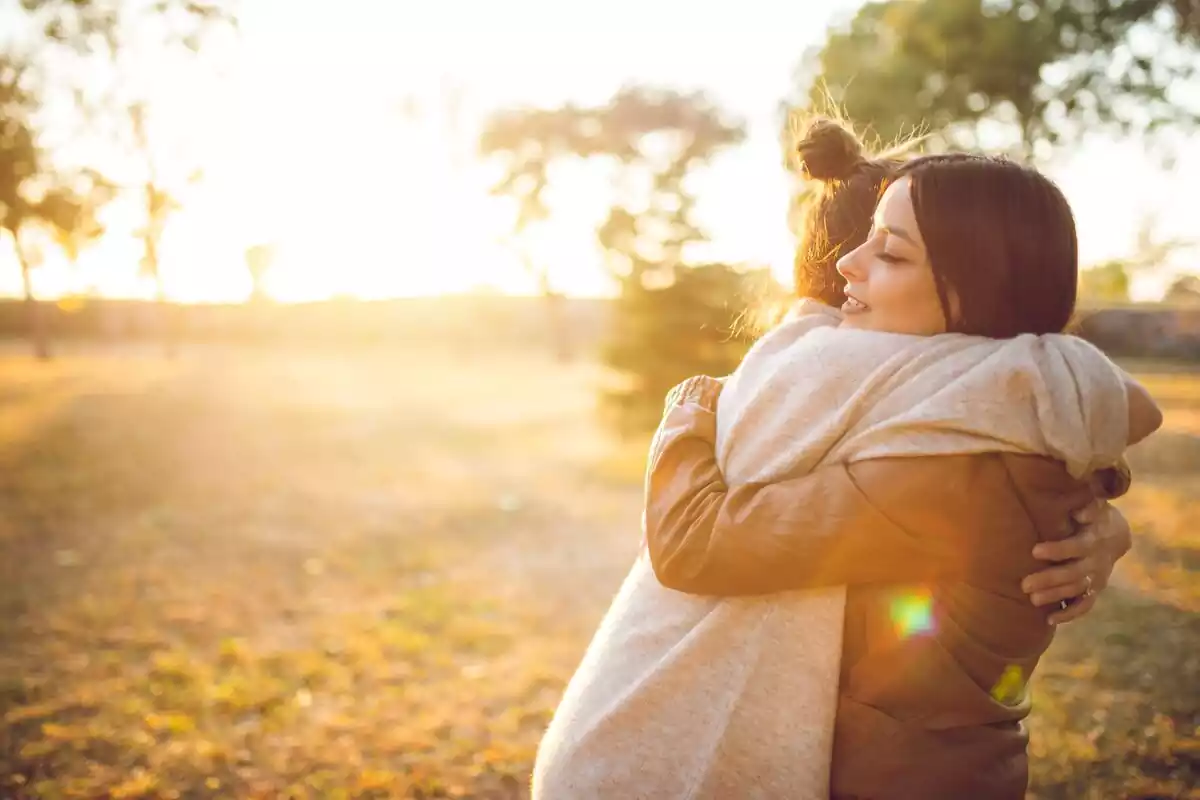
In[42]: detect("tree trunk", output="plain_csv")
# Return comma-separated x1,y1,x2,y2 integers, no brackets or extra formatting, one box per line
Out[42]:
1019,114,1036,162
144,234,177,358
534,269,571,362
249,274,268,304
16,242,50,361
544,290,571,363
153,269,177,358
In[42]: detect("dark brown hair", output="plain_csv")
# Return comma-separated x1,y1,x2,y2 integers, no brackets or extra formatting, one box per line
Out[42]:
898,154,1079,338
790,120,1078,339
791,117,907,307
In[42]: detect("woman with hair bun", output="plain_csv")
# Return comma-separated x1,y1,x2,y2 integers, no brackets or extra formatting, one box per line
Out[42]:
532,118,1156,800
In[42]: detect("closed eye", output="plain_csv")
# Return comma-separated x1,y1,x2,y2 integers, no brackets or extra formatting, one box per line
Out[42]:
878,251,905,264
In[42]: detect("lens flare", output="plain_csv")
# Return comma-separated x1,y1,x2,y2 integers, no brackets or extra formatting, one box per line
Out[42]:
991,664,1027,705
888,587,935,639
56,296,86,314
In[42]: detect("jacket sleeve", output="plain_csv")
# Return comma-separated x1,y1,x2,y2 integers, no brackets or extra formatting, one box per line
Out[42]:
643,377,1094,597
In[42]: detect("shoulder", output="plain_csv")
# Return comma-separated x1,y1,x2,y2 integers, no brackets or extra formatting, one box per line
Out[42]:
849,451,1035,486
995,453,1094,543
1013,332,1122,375
848,453,1084,545
996,452,1088,489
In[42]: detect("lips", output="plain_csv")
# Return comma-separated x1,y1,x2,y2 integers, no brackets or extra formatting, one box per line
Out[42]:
842,292,870,313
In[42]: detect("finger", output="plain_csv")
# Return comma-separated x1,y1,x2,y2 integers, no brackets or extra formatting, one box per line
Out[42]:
1027,554,1098,602
1071,501,1100,525
1022,558,1090,594
1114,511,1134,558
1032,528,1097,562
1048,593,1096,625
1095,503,1134,557
1030,577,1092,608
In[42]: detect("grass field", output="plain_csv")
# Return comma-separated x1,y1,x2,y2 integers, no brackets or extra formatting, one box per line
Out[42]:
0,344,1196,799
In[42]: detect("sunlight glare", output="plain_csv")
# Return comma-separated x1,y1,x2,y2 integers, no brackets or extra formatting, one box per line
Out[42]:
889,588,936,639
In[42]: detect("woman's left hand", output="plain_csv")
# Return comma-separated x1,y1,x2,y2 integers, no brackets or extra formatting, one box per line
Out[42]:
1020,500,1133,625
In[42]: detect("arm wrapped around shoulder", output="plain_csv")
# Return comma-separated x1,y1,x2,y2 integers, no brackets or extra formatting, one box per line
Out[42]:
1027,335,1144,479
1123,371,1164,445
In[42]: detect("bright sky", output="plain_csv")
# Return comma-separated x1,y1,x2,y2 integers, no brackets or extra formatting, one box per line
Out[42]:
4,0,1199,302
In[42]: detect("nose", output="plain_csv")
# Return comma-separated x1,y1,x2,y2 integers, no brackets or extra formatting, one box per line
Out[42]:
836,241,869,283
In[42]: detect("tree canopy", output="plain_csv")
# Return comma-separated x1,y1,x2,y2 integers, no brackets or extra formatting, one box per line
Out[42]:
481,86,765,430
795,0,1200,158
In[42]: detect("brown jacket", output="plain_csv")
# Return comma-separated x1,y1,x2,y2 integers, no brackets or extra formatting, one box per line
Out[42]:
643,377,1125,800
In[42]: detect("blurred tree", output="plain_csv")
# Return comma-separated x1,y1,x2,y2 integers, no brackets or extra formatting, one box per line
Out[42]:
0,56,107,359
1121,213,1197,274
1164,274,1200,304
585,88,762,433
11,0,236,351
479,103,599,361
603,263,778,434
794,0,1200,159
482,86,765,430
1128,215,1199,302
19,0,233,49
129,100,201,354
1083,213,1198,305
130,108,177,310
244,243,274,303
592,88,741,282
1079,260,1132,306
16,0,236,168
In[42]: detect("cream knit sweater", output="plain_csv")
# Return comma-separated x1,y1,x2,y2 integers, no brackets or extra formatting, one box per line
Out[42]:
533,301,1130,800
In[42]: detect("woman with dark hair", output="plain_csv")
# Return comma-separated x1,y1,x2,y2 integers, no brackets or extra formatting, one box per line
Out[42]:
532,119,1156,800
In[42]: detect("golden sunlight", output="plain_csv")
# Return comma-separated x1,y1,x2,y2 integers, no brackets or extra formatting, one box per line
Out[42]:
3,3,1199,799
149,86,548,302
5,0,1194,308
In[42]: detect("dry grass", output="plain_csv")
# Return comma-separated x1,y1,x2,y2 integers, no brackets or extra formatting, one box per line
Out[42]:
0,344,1195,799
1024,365,1200,800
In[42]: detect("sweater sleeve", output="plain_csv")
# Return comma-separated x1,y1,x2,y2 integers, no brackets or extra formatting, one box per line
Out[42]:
1027,335,1130,479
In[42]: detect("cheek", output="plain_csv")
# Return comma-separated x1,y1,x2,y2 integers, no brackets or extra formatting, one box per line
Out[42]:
912,276,948,333
884,269,946,332
875,270,926,309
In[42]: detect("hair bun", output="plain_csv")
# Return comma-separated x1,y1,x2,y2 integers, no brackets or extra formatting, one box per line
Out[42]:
796,118,866,181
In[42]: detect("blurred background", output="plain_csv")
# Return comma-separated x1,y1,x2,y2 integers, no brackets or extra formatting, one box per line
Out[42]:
0,1,1197,798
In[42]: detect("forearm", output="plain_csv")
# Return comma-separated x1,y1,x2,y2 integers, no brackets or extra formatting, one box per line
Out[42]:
644,383,957,596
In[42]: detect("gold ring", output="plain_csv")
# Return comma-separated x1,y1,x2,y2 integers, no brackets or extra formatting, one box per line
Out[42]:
1083,574,1094,597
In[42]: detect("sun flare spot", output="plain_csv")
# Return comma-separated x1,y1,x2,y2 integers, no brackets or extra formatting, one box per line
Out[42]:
990,664,1027,705
889,587,935,639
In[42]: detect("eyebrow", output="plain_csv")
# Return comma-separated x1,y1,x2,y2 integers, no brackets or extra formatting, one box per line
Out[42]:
879,224,918,246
